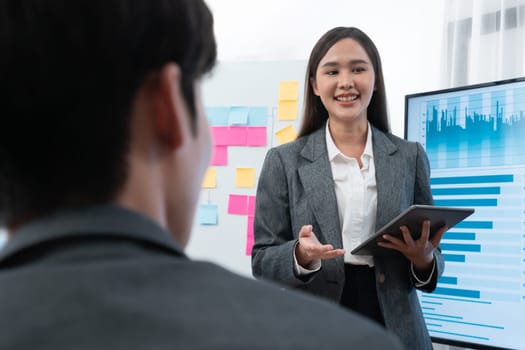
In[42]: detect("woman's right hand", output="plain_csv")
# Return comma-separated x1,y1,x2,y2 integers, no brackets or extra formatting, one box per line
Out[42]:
295,225,345,267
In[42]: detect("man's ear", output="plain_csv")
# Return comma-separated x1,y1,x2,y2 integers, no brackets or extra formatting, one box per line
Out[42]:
151,63,187,150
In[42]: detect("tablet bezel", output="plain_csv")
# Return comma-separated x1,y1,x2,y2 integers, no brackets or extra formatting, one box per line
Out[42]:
350,205,475,256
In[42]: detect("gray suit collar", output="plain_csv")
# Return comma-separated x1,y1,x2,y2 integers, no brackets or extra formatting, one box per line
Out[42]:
300,123,398,160
297,124,399,241
0,205,186,262
371,126,401,230
370,125,397,157
300,126,327,162
298,126,342,247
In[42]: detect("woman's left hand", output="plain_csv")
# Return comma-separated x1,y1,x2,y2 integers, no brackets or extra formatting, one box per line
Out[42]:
377,220,448,270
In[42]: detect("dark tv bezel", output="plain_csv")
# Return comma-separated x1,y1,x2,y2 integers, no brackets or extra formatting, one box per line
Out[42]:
403,76,525,350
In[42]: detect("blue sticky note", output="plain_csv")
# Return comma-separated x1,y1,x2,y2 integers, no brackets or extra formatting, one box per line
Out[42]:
206,107,230,126
248,107,268,126
198,204,218,225
228,106,249,125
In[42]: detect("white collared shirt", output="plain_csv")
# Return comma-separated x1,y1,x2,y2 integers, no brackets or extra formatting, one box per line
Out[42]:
326,122,377,266
293,123,433,286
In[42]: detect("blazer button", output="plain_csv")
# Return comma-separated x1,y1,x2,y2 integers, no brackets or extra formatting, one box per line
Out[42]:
378,273,386,284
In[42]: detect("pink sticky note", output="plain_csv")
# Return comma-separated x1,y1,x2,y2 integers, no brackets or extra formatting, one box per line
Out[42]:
210,146,228,166
211,126,229,146
247,196,256,216
246,126,267,146
228,194,249,215
245,215,255,256
228,126,248,146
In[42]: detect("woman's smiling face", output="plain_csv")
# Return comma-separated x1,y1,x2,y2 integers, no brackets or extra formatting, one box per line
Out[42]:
312,38,376,126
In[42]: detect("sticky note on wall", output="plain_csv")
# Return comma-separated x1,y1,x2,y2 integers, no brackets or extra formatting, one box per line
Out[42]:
245,215,255,256
277,81,299,121
228,126,248,146
211,126,229,146
248,107,268,126
235,168,255,188
227,195,256,216
275,125,297,145
247,196,256,216
202,168,217,188
278,100,298,121
278,81,299,101
228,106,249,125
210,146,228,166
206,107,230,126
198,204,218,225
246,127,267,146
228,194,249,215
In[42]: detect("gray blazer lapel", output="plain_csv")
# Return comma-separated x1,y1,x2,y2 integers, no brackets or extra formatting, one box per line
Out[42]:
371,126,401,229
297,128,343,248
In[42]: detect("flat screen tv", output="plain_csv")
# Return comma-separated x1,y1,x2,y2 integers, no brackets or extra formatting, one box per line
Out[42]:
405,77,525,350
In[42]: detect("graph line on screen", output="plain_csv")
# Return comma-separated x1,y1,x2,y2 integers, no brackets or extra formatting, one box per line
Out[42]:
405,77,525,350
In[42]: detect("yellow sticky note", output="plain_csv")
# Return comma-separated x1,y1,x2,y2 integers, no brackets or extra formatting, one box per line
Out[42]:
275,125,297,145
277,100,298,121
235,168,256,188
202,167,217,188
278,81,299,101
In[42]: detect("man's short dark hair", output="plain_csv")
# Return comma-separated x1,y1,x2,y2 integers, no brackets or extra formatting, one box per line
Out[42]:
0,0,217,227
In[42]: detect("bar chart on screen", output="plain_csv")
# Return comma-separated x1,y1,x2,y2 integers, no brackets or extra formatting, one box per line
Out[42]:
405,78,525,350
421,167,524,347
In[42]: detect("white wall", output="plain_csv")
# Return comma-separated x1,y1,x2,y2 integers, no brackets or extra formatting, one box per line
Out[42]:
204,0,446,137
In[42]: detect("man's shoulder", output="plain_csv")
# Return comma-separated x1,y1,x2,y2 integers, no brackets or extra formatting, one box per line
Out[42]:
0,248,402,350
184,261,403,349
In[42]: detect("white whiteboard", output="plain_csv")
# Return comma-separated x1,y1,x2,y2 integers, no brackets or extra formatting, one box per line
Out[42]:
187,60,307,277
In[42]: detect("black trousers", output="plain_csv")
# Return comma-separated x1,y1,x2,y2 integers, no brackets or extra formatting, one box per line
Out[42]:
340,264,385,326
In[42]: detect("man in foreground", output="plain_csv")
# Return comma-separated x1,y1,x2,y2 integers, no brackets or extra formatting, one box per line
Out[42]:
0,1,403,349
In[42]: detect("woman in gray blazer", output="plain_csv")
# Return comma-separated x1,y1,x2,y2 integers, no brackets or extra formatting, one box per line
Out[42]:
252,27,447,350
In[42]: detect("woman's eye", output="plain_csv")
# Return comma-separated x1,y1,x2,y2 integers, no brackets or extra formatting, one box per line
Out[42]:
353,67,366,73
326,70,338,75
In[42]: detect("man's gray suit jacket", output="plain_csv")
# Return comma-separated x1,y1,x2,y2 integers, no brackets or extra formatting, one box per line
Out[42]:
0,205,404,350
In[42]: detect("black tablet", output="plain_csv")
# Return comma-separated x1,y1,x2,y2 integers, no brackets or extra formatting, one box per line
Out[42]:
350,205,475,256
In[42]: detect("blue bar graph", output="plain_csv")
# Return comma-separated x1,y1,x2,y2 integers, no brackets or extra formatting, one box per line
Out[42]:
443,232,475,240
422,294,491,305
455,221,493,229
433,287,480,298
430,175,514,185
422,306,436,311
427,329,489,341
424,313,463,320
439,276,458,285
407,81,525,349
432,187,500,196
424,168,521,349
440,243,481,252
434,199,497,207
424,316,504,329
442,254,465,262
